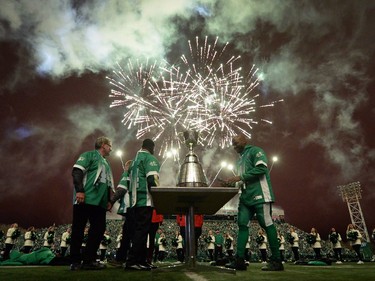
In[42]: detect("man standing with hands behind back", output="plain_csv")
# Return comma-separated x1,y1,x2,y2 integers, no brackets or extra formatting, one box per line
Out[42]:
69,136,114,270
125,139,160,271
224,134,283,271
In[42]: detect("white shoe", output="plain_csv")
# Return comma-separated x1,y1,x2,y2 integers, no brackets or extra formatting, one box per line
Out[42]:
357,260,364,264
336,261,342,264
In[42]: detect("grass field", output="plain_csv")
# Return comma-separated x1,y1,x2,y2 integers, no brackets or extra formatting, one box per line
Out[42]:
0,261,374,281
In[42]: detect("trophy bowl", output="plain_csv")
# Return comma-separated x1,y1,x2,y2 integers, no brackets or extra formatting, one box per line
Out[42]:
177,130,208,187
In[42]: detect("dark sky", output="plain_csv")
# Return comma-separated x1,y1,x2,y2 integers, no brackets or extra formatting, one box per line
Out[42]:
0,0,374,239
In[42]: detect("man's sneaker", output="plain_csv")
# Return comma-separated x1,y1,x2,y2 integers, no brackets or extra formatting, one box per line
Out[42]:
261,260,284,271
108,260,126,267
140,262,155,269
336,261,343,264
125,263,151,271
70,263,81,271
225,257,247,271
357,260,364,264
145,262,157,269
81,261,106,270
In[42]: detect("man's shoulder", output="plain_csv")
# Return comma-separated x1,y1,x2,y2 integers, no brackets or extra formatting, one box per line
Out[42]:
245,145,266,157
143,153,160,165
245,145,263,152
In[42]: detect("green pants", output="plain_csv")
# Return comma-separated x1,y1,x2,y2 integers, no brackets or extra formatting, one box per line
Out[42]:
236,202,280,261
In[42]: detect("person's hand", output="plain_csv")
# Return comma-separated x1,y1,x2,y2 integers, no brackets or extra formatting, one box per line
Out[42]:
218,179,232,187
75,192,85,204
107,202,113,212
224,176,241,185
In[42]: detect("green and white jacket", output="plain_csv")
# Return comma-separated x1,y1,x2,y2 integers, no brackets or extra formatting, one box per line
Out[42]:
235,145,275,206
73,150,114,209
129,150,160,208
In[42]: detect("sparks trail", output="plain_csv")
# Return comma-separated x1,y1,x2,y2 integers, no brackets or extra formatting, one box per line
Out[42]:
107,59,188,158
173,36,278,148
107,37,282,156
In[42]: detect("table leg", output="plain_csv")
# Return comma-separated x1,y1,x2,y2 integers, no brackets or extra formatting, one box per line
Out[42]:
186,205,196,268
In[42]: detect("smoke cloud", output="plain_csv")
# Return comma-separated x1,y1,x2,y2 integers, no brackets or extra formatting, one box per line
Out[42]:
0,0,374,229
0,0,194,82
202,0,375,183
2,0,373,179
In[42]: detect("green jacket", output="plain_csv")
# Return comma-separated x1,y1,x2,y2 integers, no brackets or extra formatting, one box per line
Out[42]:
236,145,275,206
73,150,114,209
129,150,160,207
117,170,130,215
0,248,55,266
215,234,224,246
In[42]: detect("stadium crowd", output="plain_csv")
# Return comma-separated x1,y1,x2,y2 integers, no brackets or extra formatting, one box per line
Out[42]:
1,217,373,264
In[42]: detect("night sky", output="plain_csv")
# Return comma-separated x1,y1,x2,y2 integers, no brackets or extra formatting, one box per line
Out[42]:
0,0,374,239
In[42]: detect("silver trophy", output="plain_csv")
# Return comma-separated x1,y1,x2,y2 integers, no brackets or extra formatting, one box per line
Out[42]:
177,130,208,187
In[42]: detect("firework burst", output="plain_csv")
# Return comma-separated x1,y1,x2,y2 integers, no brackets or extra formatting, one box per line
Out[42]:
107,37,282,156
107,59,188,157
170,36,281,148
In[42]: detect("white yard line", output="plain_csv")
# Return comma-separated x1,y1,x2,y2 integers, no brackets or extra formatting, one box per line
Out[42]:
185,271,209,281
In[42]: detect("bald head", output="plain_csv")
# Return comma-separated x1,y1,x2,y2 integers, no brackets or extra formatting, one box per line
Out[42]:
232,134,249,153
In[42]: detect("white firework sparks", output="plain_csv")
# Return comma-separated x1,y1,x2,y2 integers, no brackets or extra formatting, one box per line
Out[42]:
107,59,188,157
107,37,282,156
170,36,281,148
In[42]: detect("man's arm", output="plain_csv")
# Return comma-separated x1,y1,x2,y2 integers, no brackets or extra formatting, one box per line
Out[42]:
72,168,85,204
225,164,267,185
240,164,268,182
72,168,85,192
147,174,159,191
110,188,127,205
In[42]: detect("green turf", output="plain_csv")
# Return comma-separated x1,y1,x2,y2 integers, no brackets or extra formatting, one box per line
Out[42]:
0,262,374,281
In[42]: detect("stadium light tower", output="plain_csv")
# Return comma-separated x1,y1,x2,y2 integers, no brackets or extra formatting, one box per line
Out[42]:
160,150,173,170
160,148,180,171
269,156,278,173
338,181,370,242
116,150,125,171
209,161,232,187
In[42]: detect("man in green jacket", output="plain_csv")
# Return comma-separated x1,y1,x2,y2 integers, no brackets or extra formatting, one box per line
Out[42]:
125,139,160,271
224,134,283,271
70,136,114,270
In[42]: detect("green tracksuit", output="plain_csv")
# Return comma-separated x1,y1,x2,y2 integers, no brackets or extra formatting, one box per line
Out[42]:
235,144,280,261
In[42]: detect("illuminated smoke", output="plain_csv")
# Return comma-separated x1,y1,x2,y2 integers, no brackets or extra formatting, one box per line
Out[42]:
0,0,374,211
